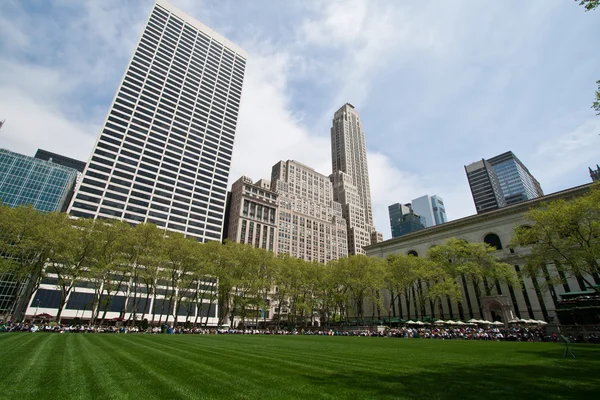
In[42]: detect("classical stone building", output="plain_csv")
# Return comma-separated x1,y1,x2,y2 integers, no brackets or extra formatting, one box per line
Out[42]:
226,160,349,263
226,176,279,252
366,183,597,324
271,160,348,263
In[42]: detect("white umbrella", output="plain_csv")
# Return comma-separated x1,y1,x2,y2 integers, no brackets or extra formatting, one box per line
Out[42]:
479,320,493,325
491,321,504,326
445,320,456,325
508,319,520,324
524,319,538,324
536,320,548,325
415,321,425,325
467,319,479,323
455,321,466,325
405,320,416,324
434,320,445,325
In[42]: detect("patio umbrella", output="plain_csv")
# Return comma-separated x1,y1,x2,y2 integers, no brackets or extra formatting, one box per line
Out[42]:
434,320,445,325
454,321,466,325
445,320,456,325
524,319,539,324
405,320,416,324
536,320,548,325
491,321,504,326
33,313,53,320
467,319,480,324
479,320,493,325
508,319,520,324
414,321,425,325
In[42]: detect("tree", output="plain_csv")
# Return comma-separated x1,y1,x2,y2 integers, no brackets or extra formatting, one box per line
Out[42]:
87,219,130,325
163,232,198,325
594,80,600,115
46,217,96,323
385,253,424,320
576,0,599,11
0,205,65,321
127,223,168,325
511,183,600,293
333,255,386,325
427,238,518,319
574,1,599,113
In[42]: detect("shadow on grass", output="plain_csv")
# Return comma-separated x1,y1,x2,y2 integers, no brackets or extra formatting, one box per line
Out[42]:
303,355,600,400
516,343,600,361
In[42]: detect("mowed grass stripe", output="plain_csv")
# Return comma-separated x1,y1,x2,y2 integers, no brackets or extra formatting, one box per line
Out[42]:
1,334,599,400
103,334,246,399
145,336,426,399
0,334,57,395
128,335,328,399
72,334,140,400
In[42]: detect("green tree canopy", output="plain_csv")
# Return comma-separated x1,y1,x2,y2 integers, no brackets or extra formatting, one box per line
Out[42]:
511,183,600,293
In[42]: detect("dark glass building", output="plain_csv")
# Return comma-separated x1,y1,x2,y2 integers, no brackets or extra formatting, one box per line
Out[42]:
488,151,543,205
465,159,506,213
34,149,86,173
466,151,542,213
388,203,426,238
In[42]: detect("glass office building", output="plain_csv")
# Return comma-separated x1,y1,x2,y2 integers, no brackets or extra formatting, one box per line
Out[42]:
69,0,247,242
465,158,506,213
0,148,79,317
488,151,543,205
34,149,86,173
0,148,78,212
388,203,426,238
411,194,447,228
466,151,543,213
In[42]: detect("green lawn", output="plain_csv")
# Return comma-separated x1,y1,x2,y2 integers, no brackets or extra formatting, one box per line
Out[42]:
0,334,598,400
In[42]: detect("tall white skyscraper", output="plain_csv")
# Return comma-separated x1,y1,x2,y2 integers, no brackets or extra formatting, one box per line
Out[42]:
330,103,379,255
411,194,447,228
69,0,247,241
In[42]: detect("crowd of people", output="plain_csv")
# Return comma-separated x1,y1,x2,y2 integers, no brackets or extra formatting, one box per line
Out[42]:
1,321,598,343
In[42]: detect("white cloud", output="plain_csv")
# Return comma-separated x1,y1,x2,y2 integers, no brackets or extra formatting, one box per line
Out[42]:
0,0,598,244
533,118,600,189
0,87,96,159
230,47,331,182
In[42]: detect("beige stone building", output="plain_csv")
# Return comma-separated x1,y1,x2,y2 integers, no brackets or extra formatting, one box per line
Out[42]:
365,184,597,324
330,103,381,254
227,160,349,263
227,176,279,252
271,160,348,263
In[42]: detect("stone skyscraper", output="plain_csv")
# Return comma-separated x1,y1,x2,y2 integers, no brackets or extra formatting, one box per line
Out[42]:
330,103,380,255
68,0,246,242
225,161,349,263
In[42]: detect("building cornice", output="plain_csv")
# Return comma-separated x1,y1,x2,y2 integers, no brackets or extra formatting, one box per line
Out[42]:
366,183,593,252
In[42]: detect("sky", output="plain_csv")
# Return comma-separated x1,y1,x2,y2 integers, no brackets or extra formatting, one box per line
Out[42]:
0,0,599,239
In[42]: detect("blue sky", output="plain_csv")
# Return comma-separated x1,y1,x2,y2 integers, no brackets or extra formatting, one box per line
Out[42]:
0,0,598,239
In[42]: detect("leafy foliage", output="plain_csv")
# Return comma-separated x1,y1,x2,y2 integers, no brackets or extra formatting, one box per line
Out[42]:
1,203,517,325
511,183,600,292
576,0,599,11
594,80,600,115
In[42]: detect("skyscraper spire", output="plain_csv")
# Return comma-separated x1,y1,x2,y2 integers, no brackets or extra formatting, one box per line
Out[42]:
330,103,381,254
